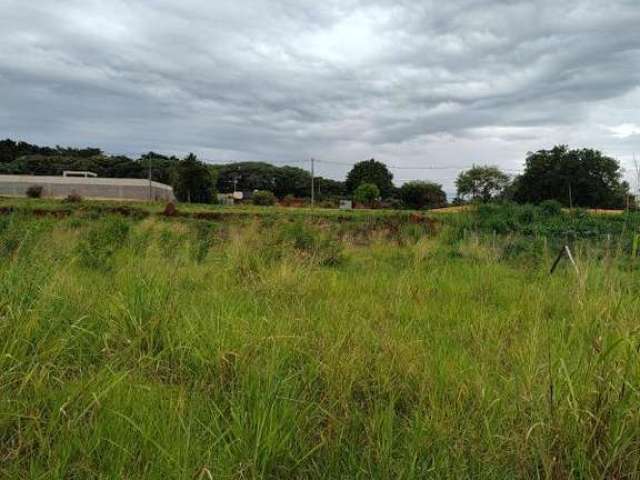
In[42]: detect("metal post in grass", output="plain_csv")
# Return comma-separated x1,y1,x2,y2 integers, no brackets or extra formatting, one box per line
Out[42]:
549,244,579,275
310,157,315,209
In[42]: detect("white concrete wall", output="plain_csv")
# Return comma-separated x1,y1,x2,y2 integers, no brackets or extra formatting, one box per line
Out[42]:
0,175,175,202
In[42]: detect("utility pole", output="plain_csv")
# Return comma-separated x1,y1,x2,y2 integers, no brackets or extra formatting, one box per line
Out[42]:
148,158,152,202
310,157,315,208
568,182,573,210
635,153,639,208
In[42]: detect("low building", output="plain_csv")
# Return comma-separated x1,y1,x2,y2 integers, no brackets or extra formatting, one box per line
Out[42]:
0,173,175,202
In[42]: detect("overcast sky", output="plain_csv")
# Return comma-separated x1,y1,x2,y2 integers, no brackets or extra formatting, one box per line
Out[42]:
2,0,640,193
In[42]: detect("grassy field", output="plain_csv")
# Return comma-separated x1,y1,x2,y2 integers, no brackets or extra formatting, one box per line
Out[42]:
1,203,640,478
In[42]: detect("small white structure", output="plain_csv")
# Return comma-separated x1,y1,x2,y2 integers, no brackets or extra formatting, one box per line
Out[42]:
0,174,175,202
63,171,98,178
339,200,353,210
216,193,235,206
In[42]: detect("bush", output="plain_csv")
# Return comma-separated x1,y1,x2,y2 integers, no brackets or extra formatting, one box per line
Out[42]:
253,190,276,206
539,199,563,216
26,185,43,198
353,183,380,207
65,192,83,203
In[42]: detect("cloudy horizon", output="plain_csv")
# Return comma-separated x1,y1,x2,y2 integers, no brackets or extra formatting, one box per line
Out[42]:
2,0,640,194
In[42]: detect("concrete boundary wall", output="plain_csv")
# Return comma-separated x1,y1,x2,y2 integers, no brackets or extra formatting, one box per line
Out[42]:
0,175,175,202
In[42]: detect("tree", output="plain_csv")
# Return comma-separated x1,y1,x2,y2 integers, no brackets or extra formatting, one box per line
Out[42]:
174,153,215,203
215,162,288,196
353,182,380,207
512,146,630,209
345,159,394,198
455,166,510,202
399,181,447,209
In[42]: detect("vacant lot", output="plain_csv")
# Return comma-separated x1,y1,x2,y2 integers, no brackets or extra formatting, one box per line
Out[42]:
1,203,640,478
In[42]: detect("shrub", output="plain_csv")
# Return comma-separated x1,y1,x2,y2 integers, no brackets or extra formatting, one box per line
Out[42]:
65,192,83,203
26,185,43,198
353,183,379,207
539,199,563,216
253,190,276,206
163,202,177,217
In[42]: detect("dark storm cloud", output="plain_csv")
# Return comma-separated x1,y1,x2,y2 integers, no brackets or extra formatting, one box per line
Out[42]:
1,0,639,189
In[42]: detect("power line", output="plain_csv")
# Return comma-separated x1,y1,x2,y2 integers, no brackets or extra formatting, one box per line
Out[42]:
207,156,524,175
313,158,523,173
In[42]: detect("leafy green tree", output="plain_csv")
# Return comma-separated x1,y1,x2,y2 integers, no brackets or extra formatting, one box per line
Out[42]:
512,146,630,208
345,159,394,198
399,181,447,209
353,182,380,207
174,153,215,203
456,166,510,202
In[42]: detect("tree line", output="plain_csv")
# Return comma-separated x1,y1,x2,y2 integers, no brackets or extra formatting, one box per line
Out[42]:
0,139,633,209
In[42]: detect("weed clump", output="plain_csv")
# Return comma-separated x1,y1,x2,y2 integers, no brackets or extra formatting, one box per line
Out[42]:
279,220,343,266
76,216,130,270
190,221,218,262
64,192,83,203
26,185,43,198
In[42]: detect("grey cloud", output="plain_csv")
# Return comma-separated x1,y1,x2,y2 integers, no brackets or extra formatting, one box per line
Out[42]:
1,0,639,192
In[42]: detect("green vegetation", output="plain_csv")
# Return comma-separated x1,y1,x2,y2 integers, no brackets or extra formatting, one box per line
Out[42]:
252,190,277,206
399,181,447,210
173,153,215,204
511,146,631,208
449,202,640,238
353,182,380,206
455,165,510,202
3,139,637,211
345,158,395,199
1,202,640,478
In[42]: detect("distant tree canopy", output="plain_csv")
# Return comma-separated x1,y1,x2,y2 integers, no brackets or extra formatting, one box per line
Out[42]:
174,154,214,203
399,181,447,210
456,166,510,203
512,146,630,209
345,159,394,198
213,161,344,199
0,139,102,163
314,177,345,199
0,140,181,183
3,139,631,209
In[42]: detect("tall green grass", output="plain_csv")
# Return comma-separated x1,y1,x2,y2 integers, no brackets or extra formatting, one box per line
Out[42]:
1,212,640,478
